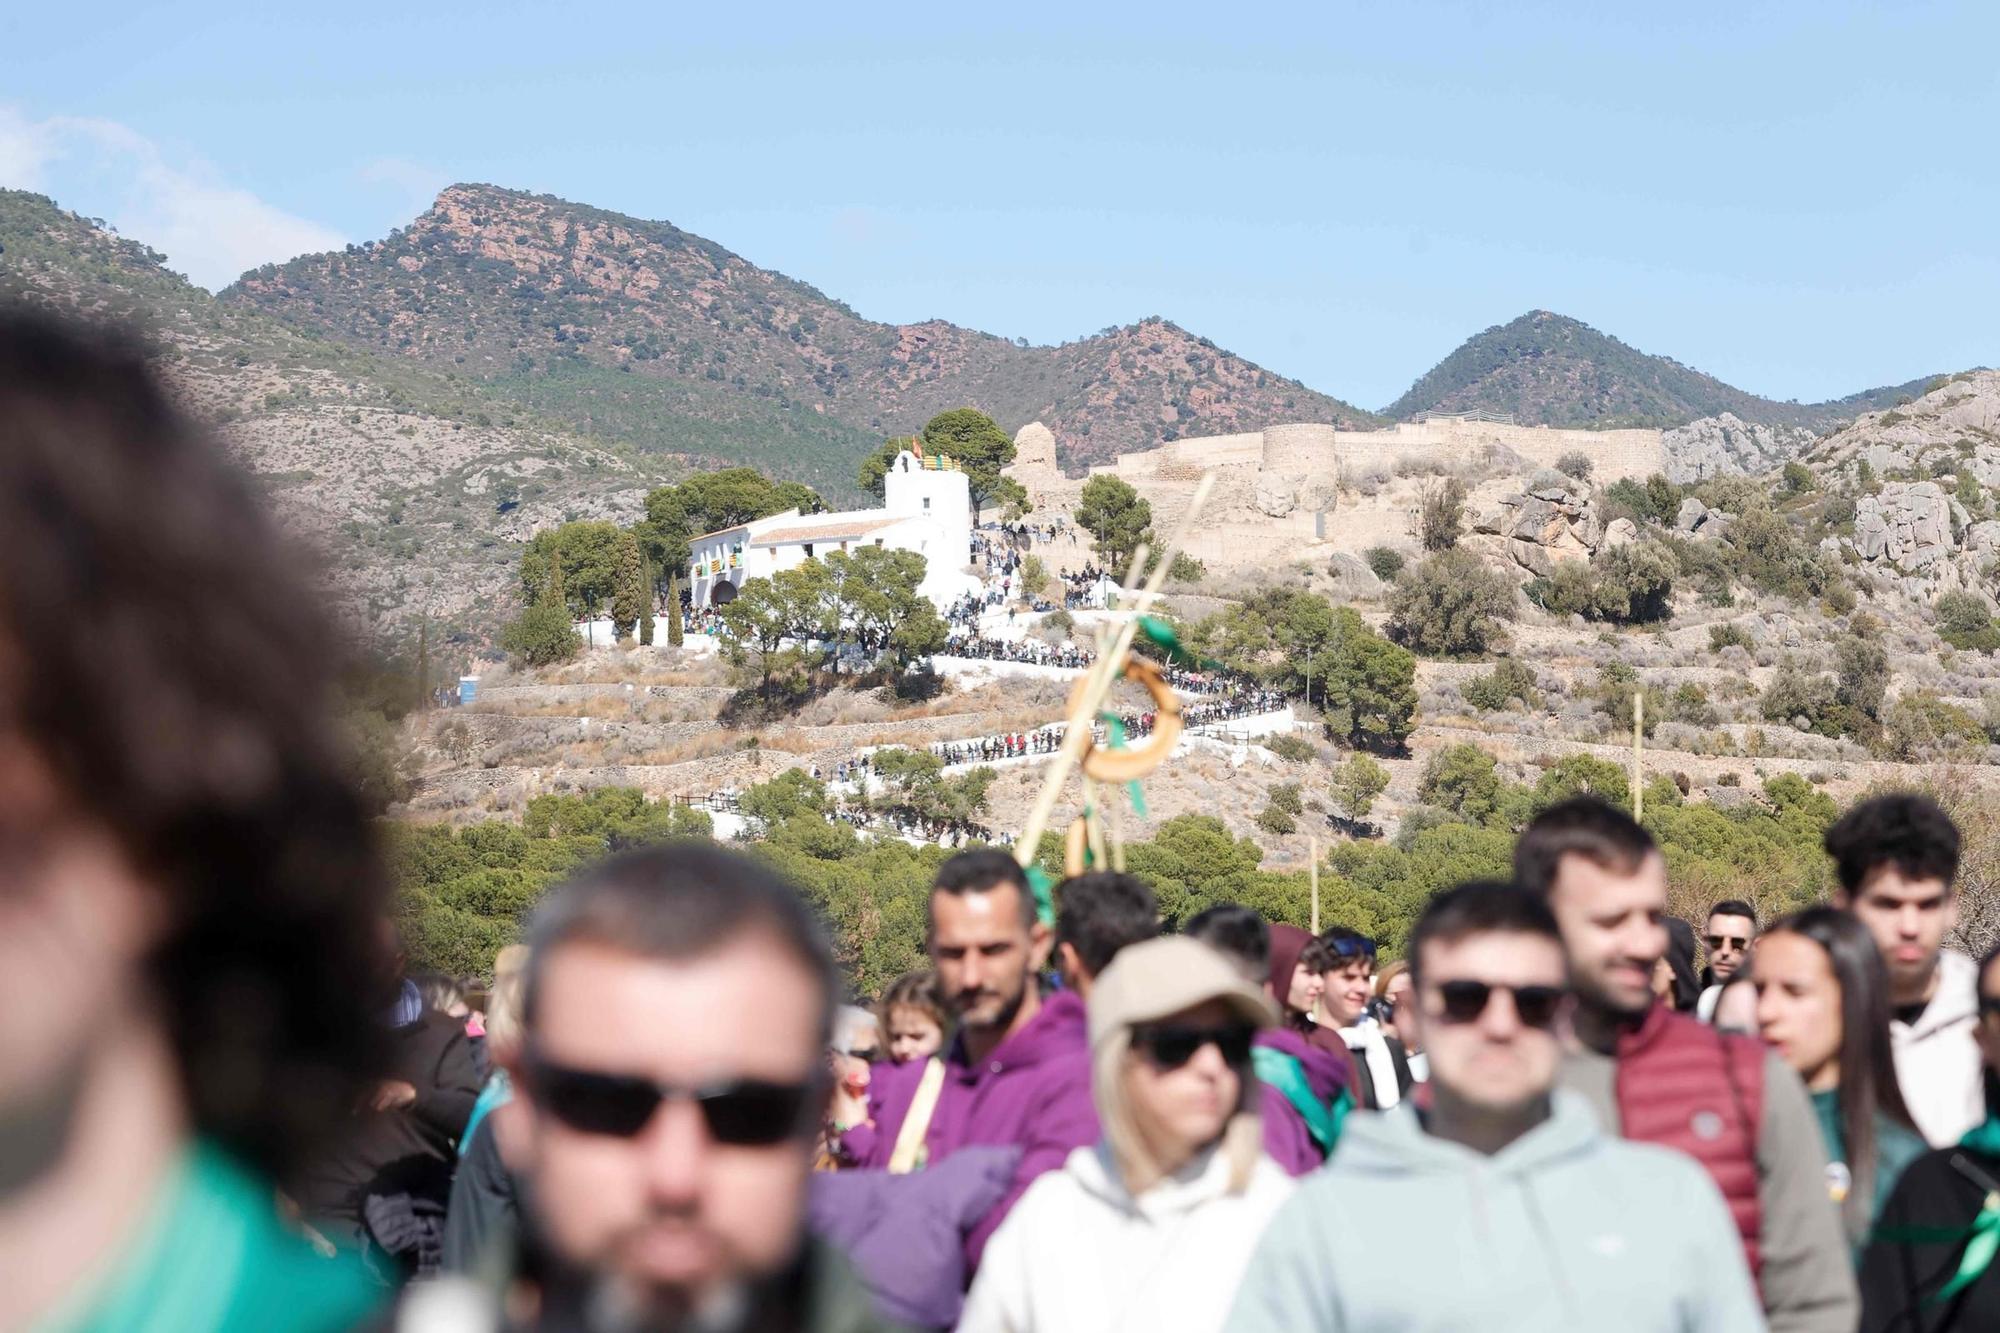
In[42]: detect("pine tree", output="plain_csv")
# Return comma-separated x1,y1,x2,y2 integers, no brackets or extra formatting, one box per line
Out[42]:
611,532,644,642
414,617,431,713
638,557,657,646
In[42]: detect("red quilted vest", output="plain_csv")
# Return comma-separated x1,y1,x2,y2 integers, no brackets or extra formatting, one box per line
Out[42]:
1614,1003,1766,1280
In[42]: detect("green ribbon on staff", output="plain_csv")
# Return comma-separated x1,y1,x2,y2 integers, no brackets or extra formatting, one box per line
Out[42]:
1024,864,1057,927
1136,615,1222,671
1099,713,1149,819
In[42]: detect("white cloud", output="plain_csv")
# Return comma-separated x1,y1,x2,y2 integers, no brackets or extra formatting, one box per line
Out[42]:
0,104,346,291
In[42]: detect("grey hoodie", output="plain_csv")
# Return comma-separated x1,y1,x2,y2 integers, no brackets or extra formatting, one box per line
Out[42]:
1223,1091,1763,1333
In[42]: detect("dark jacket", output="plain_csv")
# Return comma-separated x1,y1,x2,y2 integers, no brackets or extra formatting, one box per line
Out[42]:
441,1104,517,1276
299,1008,482,1254
1860,1145,2000,1331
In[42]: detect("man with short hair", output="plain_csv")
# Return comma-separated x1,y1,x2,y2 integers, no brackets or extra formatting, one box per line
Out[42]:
1052,870,1160,1000
1696,899,1759,1021
837,850,1097,1269
1826,792,1982,1146
1185,905,1353,1176
1225,881,1762,1332
1309,925,1413,1110
1517,797,1857,1333
497,842,895,1330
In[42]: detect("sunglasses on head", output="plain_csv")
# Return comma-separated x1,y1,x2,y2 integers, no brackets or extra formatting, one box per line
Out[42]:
1327,935,1377,961
1979,997,2000,1019
1432,980,1568,1030
1130,1021,1257,1070
1705,935,1749,952
524,1055,821,1146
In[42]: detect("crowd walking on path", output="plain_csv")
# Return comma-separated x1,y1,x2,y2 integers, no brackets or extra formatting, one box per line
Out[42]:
15,305,2000,1332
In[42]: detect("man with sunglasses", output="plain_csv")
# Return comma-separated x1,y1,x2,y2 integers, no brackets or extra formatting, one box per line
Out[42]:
1518,797,1857,1333
1226,880,1762,1332
494,842,896,1331
1307,926,1413,1110
1696,900,1759,1022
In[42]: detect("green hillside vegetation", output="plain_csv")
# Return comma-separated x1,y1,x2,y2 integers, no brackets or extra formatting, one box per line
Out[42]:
1386,309,1936,431
394,757,1865,995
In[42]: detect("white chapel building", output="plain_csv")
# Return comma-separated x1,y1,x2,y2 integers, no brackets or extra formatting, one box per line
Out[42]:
687,449,976,610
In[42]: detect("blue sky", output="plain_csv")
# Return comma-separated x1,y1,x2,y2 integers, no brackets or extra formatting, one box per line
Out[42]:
3,0,1994,410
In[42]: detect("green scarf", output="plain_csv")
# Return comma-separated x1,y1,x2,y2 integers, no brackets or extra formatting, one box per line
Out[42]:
1874,1115,2000,1304
1250,1046,1350,1155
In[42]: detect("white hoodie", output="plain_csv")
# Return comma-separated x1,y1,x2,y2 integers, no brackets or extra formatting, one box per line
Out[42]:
960,1142,1293,1333
1893,947,1985,1147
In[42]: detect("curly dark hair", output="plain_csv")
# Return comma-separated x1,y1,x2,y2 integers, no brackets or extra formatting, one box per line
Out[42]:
1823,792,1960,896
0,310,388,1188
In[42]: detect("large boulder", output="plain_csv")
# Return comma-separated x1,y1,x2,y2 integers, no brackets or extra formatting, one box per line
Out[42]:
1663,413,1817,485
1253,473,1298,518
1676,497,1709,532
1853,482,1956,573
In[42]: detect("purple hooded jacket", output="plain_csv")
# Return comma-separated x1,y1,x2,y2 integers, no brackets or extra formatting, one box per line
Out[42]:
1256,924,1355,1175
842,988,1098,1272
1254,1027,1353,1175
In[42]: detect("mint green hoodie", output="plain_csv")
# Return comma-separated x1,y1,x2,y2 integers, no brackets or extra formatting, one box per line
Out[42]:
1223,1090,1763,1333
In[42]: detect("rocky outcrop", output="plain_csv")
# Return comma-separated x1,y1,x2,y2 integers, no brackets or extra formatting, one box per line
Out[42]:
1851,482,1966,573
1473,470,1614,575
1664,413,1818,484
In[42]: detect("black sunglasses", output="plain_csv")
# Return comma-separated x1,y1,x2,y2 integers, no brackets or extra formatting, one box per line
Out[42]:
1979,997,2000,1018
1705,934,1750,952
1327,935,1377,960
525,1056,821,1146
1433,980,1568,1030
1130,1022,1257,1070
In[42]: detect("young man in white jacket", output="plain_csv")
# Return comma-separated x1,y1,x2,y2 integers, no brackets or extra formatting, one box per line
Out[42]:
1826,793,1984,1145
962,937,1293,1333
1225,882,1762,1333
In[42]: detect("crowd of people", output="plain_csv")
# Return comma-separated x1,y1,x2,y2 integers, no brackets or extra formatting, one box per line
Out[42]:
17,308,2000,1332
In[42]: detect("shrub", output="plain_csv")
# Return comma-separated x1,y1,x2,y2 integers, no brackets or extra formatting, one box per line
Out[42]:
500,602,583,667
1717,771,1742,787
1881,692,1986,761
1556,451,1594,481
1364,546,1406,582
1761,656,1839,735
1668,682,1715,726
1264,732,1316,763
1256,804,1298,836
1042,608,1075,638
1528,543,1676,624
1728,507,1837,603
1780,462,1815,495
1268,781,1305,817
1463,657,1542,712
1709,623,1754,652
1415,476,1468,552
1937,591,2000,653
1388,548,1516,657
1168,551,1205,583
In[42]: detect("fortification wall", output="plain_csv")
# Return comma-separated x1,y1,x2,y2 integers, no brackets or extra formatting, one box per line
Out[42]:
1330,418,1664,482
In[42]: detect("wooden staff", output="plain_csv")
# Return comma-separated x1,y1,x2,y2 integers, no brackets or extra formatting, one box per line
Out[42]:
1310,837,1321,935
1632,690,1645,821
1015,473,1217,871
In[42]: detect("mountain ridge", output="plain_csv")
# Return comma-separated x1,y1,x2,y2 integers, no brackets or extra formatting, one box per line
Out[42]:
1384,309,1940,431
219,183,1384,482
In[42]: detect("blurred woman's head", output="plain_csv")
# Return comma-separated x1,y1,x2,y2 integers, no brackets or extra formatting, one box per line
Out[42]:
1654,917,1701,1012
878,970,947,1064
1753,907,1913,1238
1090,937,1274,1195
483,944,531,1063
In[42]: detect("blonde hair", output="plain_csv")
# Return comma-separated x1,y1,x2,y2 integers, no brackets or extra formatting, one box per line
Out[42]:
1374,958,1410,1000
1092,1024,1261,1198
483,944,531,1059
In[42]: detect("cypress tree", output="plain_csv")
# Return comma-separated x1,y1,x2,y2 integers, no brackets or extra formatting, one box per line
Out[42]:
638,557,656,646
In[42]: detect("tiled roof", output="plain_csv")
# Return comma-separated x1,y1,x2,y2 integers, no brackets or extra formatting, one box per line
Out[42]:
751,515,907,546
